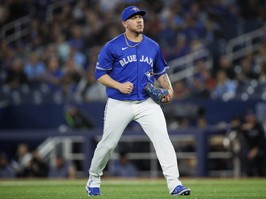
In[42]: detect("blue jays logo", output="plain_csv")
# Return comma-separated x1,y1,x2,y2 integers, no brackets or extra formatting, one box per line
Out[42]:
145,70,153,81
131,7,139,11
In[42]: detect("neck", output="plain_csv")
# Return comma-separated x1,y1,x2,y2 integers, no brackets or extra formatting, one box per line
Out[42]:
124,31,143,42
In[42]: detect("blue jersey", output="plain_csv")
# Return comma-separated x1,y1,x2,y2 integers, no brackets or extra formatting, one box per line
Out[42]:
94,33,169,101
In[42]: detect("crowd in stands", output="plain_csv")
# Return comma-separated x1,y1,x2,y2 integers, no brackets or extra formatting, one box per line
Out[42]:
0,0,266,104
0,143,76,178
224,111,266,177
0,142,141,179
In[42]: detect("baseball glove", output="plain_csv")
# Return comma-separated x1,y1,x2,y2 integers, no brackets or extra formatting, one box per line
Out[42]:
145,83,171,105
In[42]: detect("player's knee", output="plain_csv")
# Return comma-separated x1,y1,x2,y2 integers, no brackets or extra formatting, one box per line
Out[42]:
102,144,116,153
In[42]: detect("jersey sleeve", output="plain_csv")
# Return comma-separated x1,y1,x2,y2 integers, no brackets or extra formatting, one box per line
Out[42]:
153,47,169,79
94,43,114,80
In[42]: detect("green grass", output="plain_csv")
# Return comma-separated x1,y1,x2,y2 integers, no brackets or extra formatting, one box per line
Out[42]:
0,178,266,199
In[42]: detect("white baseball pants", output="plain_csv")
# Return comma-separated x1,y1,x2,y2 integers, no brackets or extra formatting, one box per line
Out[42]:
89,97,182,193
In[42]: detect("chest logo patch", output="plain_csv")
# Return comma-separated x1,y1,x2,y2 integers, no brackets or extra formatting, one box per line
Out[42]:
145,70,153,81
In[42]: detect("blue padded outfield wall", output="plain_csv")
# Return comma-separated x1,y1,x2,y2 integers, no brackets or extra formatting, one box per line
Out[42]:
0,99,264,129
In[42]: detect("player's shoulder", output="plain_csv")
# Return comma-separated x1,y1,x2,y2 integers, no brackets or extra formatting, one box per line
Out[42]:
143,35,160,48
101,34,124,52
107,34,124,46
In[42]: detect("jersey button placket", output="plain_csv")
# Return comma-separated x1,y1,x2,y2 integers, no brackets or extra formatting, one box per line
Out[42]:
136,46,141,99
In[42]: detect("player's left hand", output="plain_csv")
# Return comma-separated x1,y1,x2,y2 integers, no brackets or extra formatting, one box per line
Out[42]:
145,83,173,105
161,89,173,104
161,94,171,104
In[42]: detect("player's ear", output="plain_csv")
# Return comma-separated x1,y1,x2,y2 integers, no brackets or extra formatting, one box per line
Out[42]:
122,21,127,28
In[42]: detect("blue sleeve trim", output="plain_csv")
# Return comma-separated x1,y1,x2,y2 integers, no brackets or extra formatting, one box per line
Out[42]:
154,67,168,79
94,68,108,80
96,66,112,70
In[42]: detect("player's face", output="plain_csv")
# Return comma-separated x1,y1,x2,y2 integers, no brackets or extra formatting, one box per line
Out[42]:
125,15,144,34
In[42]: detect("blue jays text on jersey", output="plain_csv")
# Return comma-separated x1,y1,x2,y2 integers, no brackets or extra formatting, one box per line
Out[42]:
94,34,169,101
119,55,153,67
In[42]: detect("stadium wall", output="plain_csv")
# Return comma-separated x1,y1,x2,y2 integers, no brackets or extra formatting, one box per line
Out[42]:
0,99,263,129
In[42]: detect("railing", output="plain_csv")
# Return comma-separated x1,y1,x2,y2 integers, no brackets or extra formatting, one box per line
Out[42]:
168,23,266,83
0,127,234,177
226,24,266,61
0,0,76,44
0,16,30,43
168,48,213,83
46,0,75,22
37,135,85,177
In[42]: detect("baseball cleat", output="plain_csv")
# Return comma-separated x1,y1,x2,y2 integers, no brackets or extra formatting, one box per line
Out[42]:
85,186,101,196
171,185,191,196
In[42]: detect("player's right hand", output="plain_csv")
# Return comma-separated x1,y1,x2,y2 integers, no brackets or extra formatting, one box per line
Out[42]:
119,82,134,94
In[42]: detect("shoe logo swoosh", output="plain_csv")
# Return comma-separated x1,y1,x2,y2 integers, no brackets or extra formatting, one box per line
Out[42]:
122,47,128,50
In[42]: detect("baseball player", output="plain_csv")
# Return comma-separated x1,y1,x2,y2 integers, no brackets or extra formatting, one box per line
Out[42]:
85,5,191,196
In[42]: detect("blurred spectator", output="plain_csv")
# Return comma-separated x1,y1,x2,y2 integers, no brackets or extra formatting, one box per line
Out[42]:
72,0,88,23
0,0,28,25
99,0,122,12
24,52,46,87
258,61,266,83
240,111,266,176
211,69,237,100
172,80,191,100
64,104,94,129
76,66,107,102
44,56,64,91
168,116,191,130
203,17,218,45
83,9,106,47
182,13,206,42
28,19,43,49
68,25,85,52
200,65,216,93
178,117,191,129
68,44,86,71
0,4,10,26
108,152,138,178
189,37,205,52
4,57,28,89
190,60,215,98
24,150,48,177
11,143,32,177
61,58,83,98
223,116,242,158
256,36,266,68
48,155,76,179
234,55,259,86
157,3,182,49
238,0,265,32
189,1,208,23
196,116,208,129
43,44,59,65
167,34,190,61
0,152,15,178
218,54,236,80
55,34,70,62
